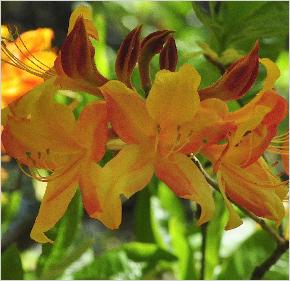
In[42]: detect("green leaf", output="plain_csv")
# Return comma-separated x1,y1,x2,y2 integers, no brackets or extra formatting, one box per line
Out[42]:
169,217,196,279
1,244,24,280
134,187,155,243
73,242,177,280
217,231,276,279
36,190,83,279
205,194,227,279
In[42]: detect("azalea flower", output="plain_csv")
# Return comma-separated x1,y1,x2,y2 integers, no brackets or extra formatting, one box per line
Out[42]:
2,79,108,243
201,58,288,229
1,25,56,107
98,64,235,229
203,144,288,229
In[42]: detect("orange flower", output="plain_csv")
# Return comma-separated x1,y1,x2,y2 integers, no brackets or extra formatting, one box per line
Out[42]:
201,59,288,229
1,26,56,107
203,144,287,229
97,64,235,229
2,79,108,243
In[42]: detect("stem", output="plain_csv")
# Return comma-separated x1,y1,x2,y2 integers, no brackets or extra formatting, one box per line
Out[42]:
200,222,208,280
250,240,289,280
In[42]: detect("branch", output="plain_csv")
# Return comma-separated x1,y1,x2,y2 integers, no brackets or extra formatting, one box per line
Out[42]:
191,156,286,245
250,240,289,280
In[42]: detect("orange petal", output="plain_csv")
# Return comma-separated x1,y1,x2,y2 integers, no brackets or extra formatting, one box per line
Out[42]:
30,163,79,243
146,64,201,129
86,144,154,229
14,28,54,55
74,101,108,162
155,153,215,225
101,80,156,144
221,160,286,225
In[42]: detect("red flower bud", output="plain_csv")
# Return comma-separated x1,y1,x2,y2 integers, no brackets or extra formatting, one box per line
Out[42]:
199,41,259,101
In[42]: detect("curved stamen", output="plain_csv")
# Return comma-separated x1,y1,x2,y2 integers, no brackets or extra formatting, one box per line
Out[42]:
225,162,288,188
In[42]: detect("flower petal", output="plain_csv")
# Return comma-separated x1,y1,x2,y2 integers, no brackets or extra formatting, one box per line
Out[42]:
30,164,79,243
101,80,156,144
217,171,243,230
155,153,215,225
146,64,201,129
74,101,108,162
87,144,154,229
260,58,280,91
221,160,286,225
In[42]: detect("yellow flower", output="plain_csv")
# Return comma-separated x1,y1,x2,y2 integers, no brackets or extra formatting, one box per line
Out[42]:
97,64,235,229
2,79,108,243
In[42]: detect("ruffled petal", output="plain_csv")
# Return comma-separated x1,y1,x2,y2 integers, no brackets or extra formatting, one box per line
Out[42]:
86,144,154,229
101,80,156,144
146,64,201,129
155,153,215,225
30,163,79,243
217,171,243,230
221,160,286,225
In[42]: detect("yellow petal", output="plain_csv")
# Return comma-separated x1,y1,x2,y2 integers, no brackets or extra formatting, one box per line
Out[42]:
217,171,243,230
68,5,98,39
74,102,107,162
30,163,79,243
259,58,280,91
146,64,201,129
88,144,154,229
156,152,215,225
101,80,156,144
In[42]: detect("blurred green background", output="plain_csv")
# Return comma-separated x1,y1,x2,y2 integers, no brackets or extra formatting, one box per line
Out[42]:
1,1,289,280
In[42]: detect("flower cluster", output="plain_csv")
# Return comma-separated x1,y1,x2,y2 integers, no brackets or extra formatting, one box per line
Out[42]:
1,6,288,243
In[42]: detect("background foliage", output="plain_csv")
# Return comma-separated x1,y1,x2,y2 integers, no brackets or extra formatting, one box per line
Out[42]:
1,1,289,280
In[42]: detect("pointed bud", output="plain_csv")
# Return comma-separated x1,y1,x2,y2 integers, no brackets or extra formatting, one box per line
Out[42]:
199,41,260,101
54,17,108,96
138,30,173,94
159,36,178,72
115,26,141,88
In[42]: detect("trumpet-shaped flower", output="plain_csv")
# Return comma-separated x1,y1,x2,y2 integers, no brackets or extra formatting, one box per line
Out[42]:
2,78,108,243
99,64,235,229
1,26,56,107
201,59,288,229
214,58,288,170
202,144,288,229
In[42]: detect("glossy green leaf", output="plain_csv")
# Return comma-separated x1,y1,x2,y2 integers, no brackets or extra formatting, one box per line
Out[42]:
217,231,276,279
73,242,177,280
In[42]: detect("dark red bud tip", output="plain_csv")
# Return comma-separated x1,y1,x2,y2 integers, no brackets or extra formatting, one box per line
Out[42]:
115,25,142,88
159,36,178,72
138,30,174,93
199,41,260,101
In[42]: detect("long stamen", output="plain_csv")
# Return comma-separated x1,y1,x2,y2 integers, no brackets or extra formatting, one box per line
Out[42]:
2,43,51,79
1,25,55,79
225,162,288,188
